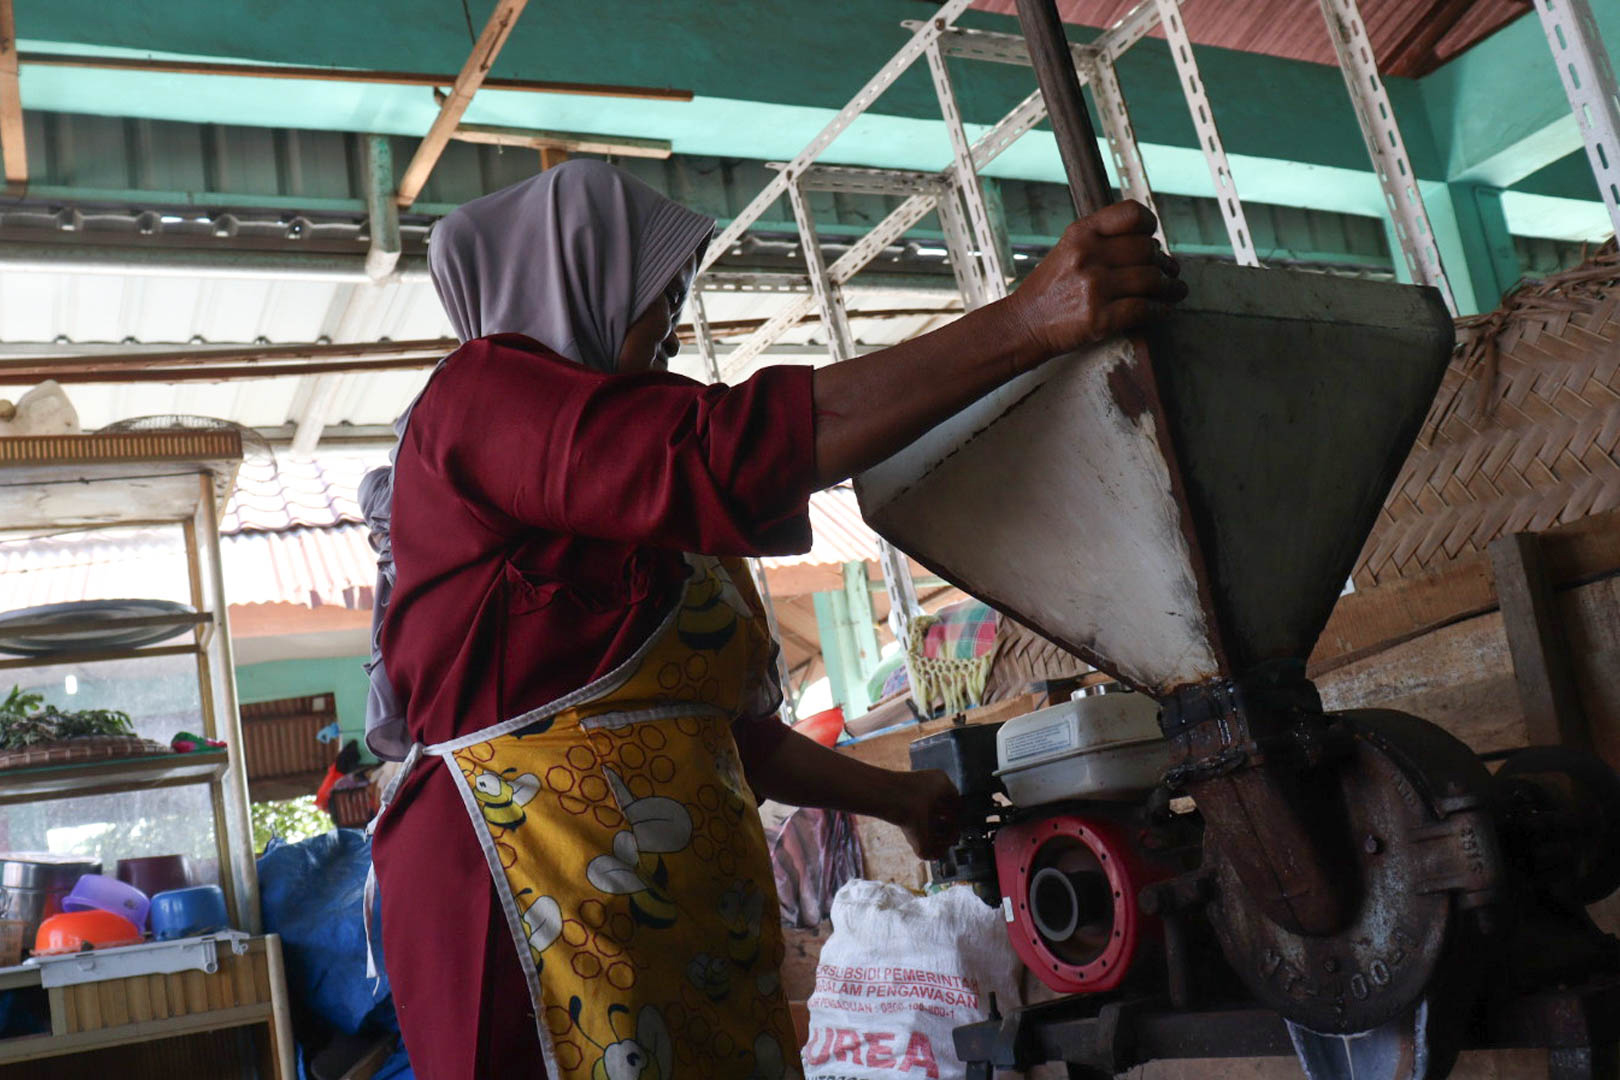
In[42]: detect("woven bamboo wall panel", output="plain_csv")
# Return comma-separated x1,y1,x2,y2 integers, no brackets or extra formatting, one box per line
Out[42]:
0,431,241,467
241,695,334,778
983,617,1091,703
57,946,272,1034
1355,245,1620,588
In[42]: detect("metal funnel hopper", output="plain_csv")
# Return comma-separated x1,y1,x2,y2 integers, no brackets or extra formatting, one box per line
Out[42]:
855,261,1455,694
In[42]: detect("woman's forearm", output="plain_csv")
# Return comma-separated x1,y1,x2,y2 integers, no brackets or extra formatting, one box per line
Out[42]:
747,728,910,822
810,297,1040,486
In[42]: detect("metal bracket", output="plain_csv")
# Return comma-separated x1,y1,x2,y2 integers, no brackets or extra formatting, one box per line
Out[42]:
786,178,856,361
909,22,1091,69
783,163,947,198
927,41,1011,301
904,1,1172,71
936,180,989,309
688,291,721,383
1084,53,1168,247
697,271,813,293
1154,0,1259,267
1533,0,1620,241
1406,804,1500,905
720,192,937,377
1092,0,1177,65
1318,0,1458,312
698,0,978,277
30,931,253,989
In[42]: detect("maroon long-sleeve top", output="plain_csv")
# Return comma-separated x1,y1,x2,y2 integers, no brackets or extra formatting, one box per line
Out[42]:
372,334,817,1079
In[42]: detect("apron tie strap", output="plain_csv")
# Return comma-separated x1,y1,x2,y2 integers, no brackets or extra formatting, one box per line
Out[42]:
364,741,425,981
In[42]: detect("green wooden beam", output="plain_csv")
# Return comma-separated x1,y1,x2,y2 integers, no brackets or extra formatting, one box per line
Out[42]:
10,0,1615,242
842,560,882,681
1419,4,1620,190
1447,183,1524,312
812,589,869,719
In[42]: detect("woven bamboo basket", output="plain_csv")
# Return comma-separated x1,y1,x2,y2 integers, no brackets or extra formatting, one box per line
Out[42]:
1355,242,1620,588
0,735,172,771
330,782,380,829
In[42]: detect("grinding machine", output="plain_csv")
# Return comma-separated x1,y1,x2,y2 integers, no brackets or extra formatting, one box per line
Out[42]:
856,2,1620,1076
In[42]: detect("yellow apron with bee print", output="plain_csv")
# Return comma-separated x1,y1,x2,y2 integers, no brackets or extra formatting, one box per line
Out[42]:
432,554,801,1080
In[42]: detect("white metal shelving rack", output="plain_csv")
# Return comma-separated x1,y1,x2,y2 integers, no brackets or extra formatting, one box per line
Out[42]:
683,0,1620,639
0,431,260,933
684,0,1368,633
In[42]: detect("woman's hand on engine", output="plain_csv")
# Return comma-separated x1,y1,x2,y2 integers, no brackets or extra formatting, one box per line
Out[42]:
888,768,965,861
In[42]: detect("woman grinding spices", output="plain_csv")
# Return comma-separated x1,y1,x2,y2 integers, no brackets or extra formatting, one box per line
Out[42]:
362,160,1185,1079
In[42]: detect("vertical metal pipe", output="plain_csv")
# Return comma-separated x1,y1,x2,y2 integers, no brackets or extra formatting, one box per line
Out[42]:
1012,0,1114,216
363,134,401,282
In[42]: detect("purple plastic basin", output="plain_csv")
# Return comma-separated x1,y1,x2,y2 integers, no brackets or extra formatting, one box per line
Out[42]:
61,874,150,931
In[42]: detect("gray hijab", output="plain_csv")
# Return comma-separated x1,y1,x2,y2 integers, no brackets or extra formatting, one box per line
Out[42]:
360,160,716,760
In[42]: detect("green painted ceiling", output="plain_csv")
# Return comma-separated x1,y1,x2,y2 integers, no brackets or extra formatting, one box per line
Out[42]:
9,0,1618,242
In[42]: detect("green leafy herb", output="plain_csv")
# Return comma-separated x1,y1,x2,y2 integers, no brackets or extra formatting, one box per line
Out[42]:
0,685,134,750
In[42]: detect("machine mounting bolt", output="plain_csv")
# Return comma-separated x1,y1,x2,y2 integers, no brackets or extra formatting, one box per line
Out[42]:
1363,835,1383,855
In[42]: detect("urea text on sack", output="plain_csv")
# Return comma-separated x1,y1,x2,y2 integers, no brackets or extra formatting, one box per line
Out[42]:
804,1027,943,1076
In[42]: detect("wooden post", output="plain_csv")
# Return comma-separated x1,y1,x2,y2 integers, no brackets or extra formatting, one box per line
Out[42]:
0,0,26,193
394,0,531,208
1489,531,1591,748
265,934,297,1080
539,145,569,171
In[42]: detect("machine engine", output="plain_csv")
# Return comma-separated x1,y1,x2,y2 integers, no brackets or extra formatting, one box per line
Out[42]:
912,684,1620,1080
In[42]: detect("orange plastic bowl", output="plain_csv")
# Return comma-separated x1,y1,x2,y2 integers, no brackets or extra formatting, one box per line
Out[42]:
792,705,846,748
33,909,143,956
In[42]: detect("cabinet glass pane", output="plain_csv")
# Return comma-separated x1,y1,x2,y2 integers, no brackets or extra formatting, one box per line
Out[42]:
0,784,220,880
0,525,194,610
5,651,205,745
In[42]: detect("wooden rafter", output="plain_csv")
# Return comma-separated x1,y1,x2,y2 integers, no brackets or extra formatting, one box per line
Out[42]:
0,0,24,192
1384,0,1478,78
395,0,530,209
453,123,670,160
16,52,692,102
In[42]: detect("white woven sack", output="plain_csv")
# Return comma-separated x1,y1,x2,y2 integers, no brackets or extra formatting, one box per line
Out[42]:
802,879,1020,1079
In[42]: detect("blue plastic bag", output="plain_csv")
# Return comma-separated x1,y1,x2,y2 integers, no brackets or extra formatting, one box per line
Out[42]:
258,830,412,1079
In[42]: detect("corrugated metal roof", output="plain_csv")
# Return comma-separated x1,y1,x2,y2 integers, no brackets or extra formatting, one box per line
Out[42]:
973,0,1528,78
0,527,192,608
0,272,454,348
0,273,959,428
773,485,881,569
223,524,377,609
0,522,375,610
0,463,882,616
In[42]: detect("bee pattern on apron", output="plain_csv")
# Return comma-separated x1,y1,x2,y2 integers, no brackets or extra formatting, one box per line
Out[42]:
400,555,800,1080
